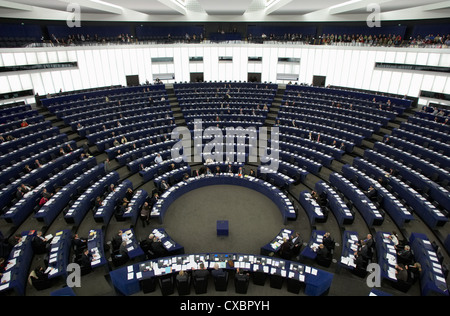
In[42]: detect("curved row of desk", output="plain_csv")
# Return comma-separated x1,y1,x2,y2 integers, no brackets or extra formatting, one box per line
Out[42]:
109,252,334,296
151,174,297,225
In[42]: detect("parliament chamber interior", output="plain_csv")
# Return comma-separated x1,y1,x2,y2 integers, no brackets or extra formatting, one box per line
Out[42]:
0,0,449,300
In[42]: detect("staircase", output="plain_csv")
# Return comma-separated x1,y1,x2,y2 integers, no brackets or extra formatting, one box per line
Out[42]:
264,86,285,127
165,84,186,128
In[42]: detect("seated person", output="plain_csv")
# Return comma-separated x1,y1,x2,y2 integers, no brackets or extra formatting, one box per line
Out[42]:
110,241,129,266
140,233,154,255
364,185,377,201
72,234,87,253
28,266,49,288
125,188,133,201
279,237,293,260
314,244,330,261
32,231,51,254
397,245,414,265
211,263,227,280
150,236,167,258
322,232,335,252
160,180,170,192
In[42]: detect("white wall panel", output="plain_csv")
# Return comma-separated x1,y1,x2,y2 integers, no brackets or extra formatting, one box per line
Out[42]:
61,70,74,92
416,52,428,65
379,71,391,93
36,52,48,64
0,77,10,93
355,50,367,90
100,50,112,86
8,75,22,92
0,45,448,104
92,50,105,87
333,49,345,86
427,53,440,66
14,53,26,66
84,50,98,88
388,72,402,95
30,73,44,95
50,71,64,92
432,75,446,93
47,51,58,64
19,74,32,91
2,53,14,66
346,50,360,87
394,51,406,64
25,52,38,65
57,51,68,63
408,73,423,97
405,52,417,64
41,72,55,94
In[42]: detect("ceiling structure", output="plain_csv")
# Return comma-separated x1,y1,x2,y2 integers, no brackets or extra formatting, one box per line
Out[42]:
0,0,449,22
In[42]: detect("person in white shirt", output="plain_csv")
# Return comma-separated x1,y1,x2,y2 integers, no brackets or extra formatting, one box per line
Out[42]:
154,154,163,164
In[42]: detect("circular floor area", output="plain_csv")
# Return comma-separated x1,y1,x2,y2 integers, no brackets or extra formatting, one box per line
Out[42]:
161,184,286,255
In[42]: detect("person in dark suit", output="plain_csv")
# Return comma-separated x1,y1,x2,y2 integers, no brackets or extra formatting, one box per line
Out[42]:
323,232,335,252
140,233,154,255
397,245,414,265
315,244,329,261
279,237,293,260
290,232,303,257
192,262,210,279
16,187,24,200
32,231,50,254
80,248,92,269
150,236,167,258
111,230,123,252
234,268,250,282
125,188,133,201
72,234,87,252
150,192,159,206
364,185,377,201
176,270,189,283
140,202,151,227
211,263,226,279
160,180,170,192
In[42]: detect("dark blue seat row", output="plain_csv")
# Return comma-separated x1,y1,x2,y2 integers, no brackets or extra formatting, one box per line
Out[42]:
355,155,448,229
65,171,120,227
329,172,384,228
93,179,133,225
35,161,105,227
341,164,414,228
391,128,450,157
1,150,86,227
315,181,354,227
409,233,449,296
0,148,84,213
365,148,450,213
